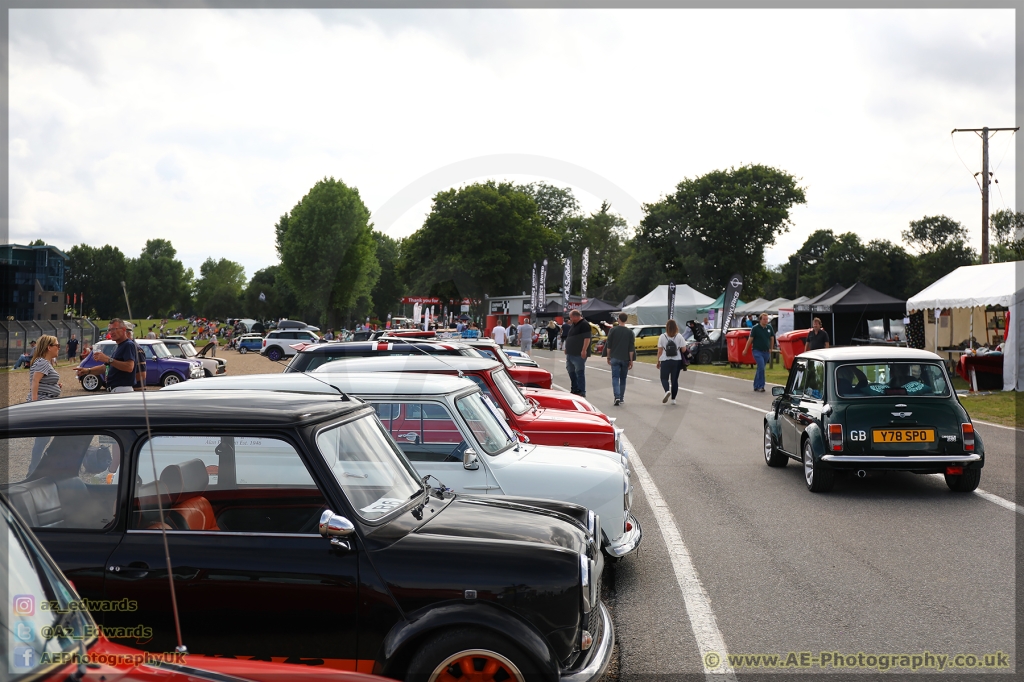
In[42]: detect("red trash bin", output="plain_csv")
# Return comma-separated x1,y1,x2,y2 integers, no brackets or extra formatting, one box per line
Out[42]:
726,328,755,367
777,329,811,370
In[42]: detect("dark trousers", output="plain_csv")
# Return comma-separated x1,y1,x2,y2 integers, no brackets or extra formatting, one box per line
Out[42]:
660,359,683,399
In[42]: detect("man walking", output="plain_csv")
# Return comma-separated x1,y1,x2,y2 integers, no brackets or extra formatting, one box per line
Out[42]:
66,334,79,362
742,313,775,392
806,317,830,350
518,319,535,353
563,310,591,397
491,321,507,347
604,313,635,406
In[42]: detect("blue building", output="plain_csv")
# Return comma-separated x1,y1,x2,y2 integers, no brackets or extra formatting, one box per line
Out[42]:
1,243,68,321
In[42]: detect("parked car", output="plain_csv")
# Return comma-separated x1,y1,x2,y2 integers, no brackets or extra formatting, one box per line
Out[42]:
0,494,381,681
283,340,482,373
627,325,665,354
685,323,727,365
163,334,187,341
235,333,264,354
162,338,227,377
3,390,613,682
260,328,320,362
77,340,202,391
456,338,554,388
313,355,624,455
503,348,540,367
763,347,986,493
165,372,640,559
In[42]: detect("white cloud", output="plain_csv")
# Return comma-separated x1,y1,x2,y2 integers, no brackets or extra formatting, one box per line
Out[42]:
10,8,1015,284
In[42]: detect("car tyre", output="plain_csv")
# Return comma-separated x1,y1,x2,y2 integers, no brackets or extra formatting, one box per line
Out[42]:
161,373,181,387
204,369,213,378
406,627,539,682
764,424,787,467
698,347,713,365
803,439,834,492
944,467,981,492
239,346,248,354
81,374,101,392
267,347,283,362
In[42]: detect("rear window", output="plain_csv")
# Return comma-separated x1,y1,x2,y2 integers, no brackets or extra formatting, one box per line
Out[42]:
834,362,950,398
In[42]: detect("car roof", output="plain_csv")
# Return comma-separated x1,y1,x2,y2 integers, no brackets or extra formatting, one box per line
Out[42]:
298,340,468,354
5,390,366,432
796,347,943,362
166,371,478,397
310,354,502,373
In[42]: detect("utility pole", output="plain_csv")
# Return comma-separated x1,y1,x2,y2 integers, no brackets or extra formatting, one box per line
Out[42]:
951,126,1018,264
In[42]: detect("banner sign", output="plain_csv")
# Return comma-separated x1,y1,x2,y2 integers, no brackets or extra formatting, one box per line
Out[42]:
777,308,794,334
401,296,477,305
490,300,510,314
531,263,538,320
539,259,548,306
668,281,677,321
562,257,572,312
720,273,744,334
581,248,590,300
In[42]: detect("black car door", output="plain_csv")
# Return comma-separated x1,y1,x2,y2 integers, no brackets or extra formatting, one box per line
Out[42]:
103,432,359,666
2,431,128,622
793,360,827,448
780,363,807,453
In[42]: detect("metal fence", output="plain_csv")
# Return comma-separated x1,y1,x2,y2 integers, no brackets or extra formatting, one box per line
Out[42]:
1,318,98,367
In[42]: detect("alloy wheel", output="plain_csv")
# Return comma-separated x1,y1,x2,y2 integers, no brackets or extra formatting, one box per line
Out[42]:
427,650,525,682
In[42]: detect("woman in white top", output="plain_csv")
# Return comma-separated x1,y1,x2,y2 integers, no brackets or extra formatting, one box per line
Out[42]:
656,319,687,405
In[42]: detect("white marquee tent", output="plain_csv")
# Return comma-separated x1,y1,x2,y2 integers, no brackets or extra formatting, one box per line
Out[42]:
906,261,1023,391
621,284,715,325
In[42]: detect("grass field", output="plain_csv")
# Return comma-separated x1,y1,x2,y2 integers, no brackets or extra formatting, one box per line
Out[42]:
90,319,228,344
637,354,1019,428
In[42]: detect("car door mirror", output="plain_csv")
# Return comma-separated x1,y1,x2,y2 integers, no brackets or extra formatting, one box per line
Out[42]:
772,386,785,396
463,448,480,470
319,510,355,548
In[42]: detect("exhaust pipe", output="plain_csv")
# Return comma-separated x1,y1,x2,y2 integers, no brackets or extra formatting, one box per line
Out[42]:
856,470,867,478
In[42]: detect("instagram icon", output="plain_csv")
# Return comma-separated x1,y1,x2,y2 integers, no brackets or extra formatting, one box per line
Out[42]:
13,595,35,616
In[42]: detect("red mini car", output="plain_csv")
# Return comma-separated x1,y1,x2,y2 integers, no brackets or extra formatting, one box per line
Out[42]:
458,339,553,389
313,355,622,454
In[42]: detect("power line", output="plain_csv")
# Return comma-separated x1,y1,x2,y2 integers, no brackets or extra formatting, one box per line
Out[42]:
951,126,1019,263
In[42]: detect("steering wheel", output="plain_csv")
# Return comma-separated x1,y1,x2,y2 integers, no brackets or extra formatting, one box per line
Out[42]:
446,441,469,463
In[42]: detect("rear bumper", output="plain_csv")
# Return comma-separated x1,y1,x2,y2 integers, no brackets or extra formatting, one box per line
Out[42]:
821,454,981,464
560,602,614,682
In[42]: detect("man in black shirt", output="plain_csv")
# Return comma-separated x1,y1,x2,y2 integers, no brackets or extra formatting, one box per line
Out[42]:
563,310,591,397
66,334,79,362
806,317,830,351
603,313,635,405
77,318,136,393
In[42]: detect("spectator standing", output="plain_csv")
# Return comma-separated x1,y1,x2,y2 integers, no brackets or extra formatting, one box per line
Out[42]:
546,320,559,351
76,318,136,394
508,322,518,346
14,340,36,369
656,320,686,404
806,317,831,350
742,313,775,392
491,322,507,347
518,320,535,353
27,335,62,403
66,334,79,362
604,313,635,406
462,322,481,339
563,310,592,397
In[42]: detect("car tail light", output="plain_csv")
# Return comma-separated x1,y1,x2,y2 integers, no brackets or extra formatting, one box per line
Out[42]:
262,338,267,347
828,423,843,451
962,423,974,451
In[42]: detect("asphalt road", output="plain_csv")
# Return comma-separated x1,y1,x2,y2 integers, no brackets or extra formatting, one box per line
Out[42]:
524,348,1019,679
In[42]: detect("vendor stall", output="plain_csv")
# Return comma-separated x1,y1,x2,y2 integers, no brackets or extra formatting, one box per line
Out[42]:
906,261,1023,391
621,284,714,325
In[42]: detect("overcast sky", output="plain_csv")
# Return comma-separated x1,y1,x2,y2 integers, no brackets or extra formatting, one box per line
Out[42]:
10,8,1016,288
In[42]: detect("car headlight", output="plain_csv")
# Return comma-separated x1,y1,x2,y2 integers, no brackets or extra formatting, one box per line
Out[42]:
579,554,592,613
614,427,624,455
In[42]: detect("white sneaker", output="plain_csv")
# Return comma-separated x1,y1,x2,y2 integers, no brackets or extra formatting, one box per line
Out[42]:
662,391,670,403
671,398,676,405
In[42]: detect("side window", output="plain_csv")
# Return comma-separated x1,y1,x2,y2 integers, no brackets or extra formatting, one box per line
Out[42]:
142,345,157,360
788,363,807,396
804,360,825,401
131,435,327,534
2,434,122,530
374,402,467,462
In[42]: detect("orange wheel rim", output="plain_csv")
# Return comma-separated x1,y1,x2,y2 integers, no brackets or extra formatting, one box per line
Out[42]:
428,649,524,682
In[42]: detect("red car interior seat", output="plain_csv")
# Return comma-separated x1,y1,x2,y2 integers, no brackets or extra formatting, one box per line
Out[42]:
162,458,219,531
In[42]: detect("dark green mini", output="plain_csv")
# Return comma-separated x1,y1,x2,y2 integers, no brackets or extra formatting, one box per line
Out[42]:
763,347,985,493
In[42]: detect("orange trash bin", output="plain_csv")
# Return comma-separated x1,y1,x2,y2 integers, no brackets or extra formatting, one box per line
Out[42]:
726,328,755,367
777,329,811,370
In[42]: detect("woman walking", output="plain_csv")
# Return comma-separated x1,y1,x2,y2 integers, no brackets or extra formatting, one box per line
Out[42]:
656,320,687,405
546,320,559,351
26,334,63,476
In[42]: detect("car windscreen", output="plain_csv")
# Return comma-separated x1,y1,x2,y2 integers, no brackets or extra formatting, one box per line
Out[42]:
315,413,423,521
491,368,531,415
834,362,950,398
181,342,199,357
455,392,516,456
148,342,172,358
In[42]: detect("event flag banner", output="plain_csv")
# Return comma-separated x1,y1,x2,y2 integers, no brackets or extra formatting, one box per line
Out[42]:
668,281,677,321
562,257,572,312
539,259,548,309
581,248,590,300
531,263,538,320
720,273,744,333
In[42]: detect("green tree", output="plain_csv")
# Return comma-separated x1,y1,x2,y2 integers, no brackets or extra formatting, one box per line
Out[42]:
818,233,867,288
28,239,46,246
243,265,301,321
902,215,976,291
637,164,806,294
991,209,1024,263
275,177,379,329
66,244,130,318
369,231,405,323
400,181,556,312
902,215,970,253
194,258,246,319
126,239,191,316
860,239,915,299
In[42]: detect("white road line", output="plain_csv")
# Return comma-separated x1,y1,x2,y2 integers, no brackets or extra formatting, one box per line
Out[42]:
590,366,652,382
687,368,783,387
552,383,570,392
623,436,736,679
971,418,1021,432
678,387,704,395
927,474,1024,515
718,398,769,414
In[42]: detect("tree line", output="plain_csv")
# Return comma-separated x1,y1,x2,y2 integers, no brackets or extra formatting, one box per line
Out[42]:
57,169,1024,324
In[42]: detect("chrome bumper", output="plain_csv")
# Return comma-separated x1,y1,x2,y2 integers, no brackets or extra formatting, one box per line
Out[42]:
821,454,982,463
560,602,614,682
605,512,642,558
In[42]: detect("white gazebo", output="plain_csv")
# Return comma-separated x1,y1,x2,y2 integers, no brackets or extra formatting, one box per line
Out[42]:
621,284,715,325
906,261,1023,391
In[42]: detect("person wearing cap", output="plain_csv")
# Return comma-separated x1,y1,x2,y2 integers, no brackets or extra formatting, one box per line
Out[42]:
76,318,136,393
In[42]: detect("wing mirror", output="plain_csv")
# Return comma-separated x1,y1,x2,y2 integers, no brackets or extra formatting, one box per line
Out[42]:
319,510,355,549
514,430,530,443
771,386,785,396
463,448,480,470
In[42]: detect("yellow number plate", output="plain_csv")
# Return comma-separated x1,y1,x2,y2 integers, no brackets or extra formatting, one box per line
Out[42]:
872,428,935,443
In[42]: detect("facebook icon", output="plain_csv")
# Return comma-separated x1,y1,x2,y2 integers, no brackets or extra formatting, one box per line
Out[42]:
14,647,35,668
